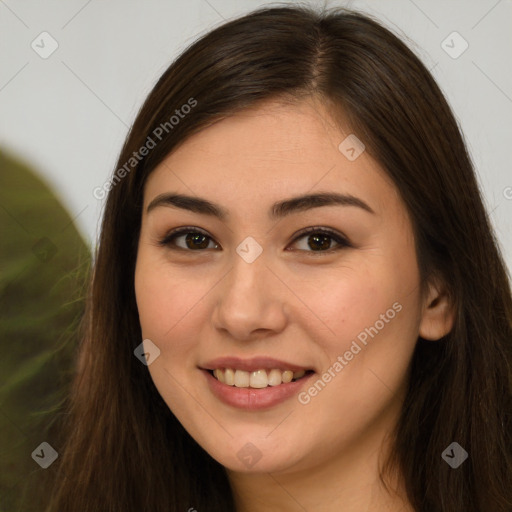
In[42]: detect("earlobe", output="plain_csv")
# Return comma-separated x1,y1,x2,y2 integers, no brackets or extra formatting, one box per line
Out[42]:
418,280,455,341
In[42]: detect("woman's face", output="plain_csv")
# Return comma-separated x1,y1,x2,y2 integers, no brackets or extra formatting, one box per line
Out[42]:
134,98,429,475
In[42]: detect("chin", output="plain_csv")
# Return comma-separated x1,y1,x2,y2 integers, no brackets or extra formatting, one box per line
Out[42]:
206,439,303,474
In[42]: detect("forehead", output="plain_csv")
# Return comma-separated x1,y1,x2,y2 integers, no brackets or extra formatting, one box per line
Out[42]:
143,98,399,219
174,98,347,165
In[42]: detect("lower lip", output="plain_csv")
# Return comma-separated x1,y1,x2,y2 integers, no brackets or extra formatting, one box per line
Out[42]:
202,369,314,410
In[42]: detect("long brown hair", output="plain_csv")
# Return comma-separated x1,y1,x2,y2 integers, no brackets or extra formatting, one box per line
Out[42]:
45,4,512,511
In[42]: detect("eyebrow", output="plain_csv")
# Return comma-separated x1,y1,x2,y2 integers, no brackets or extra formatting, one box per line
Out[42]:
146,191,375,220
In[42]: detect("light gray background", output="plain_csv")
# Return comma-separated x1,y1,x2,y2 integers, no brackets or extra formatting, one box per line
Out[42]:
1,0,511,271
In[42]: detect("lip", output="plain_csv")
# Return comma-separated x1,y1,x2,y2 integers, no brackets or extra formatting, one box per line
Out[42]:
201,368,315,411
201,356,313,373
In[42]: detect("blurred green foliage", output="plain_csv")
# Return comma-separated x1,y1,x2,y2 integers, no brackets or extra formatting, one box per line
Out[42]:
0,149,91,511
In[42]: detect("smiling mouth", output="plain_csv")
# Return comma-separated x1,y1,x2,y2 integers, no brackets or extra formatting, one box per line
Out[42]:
208,368,314,388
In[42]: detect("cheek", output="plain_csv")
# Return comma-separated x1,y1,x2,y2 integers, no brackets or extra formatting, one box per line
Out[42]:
134,249,206,349
134,251,209,411
298,265,420,435
134,245,236,380
308,269,395,342
309,249,421,366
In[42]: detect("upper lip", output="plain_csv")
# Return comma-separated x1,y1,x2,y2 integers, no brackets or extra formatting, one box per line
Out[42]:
201,356,313,373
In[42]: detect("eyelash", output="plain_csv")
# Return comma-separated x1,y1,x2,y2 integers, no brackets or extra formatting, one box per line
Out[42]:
157,225,351,255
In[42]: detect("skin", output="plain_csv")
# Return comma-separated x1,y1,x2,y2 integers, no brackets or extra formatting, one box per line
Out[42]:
134,97,454,512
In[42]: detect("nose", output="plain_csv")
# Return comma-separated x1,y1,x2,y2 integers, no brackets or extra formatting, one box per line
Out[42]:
211,247,288,341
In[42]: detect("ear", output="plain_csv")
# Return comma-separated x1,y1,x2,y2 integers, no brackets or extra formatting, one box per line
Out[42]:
418,278,455,341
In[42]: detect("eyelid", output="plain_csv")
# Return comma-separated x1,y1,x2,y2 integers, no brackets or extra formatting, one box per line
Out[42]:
158,225,351,253
289,226,351,252
158,225,217,249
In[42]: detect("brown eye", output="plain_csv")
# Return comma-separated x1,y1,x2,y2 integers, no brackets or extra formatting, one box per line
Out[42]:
159,228,219,251
290,227,350,253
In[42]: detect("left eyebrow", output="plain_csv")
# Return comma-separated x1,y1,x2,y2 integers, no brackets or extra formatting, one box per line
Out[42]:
146,191,375,220
270,192,375,219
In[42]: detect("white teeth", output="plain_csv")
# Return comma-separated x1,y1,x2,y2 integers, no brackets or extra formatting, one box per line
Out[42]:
234,370,250,387
282,370,293,383
211,368,309,388
250,369,268,388
268,368,282,386
224,368,235,386
213,369,225,383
